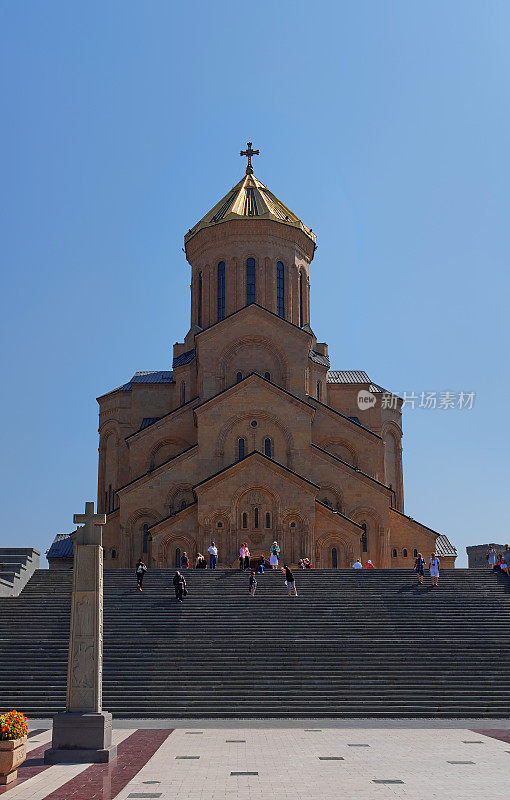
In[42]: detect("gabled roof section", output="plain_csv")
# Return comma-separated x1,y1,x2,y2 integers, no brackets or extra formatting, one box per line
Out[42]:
309,349,330,368
195,301,313,340
327,370,371,384
173,349,196,368
46,533,74,559
193,450,320,493
97,370,174,400
184,172,316,247
193,372,316,418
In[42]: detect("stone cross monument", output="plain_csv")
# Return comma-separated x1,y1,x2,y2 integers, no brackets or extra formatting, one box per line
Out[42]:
44,502,117,764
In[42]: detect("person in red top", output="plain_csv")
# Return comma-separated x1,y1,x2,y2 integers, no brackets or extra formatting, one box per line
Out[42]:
365,560,375,569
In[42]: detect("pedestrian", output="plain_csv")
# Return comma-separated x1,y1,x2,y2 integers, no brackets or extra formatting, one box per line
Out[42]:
135,559,147,591
486,546,496,570
239,543,246,571
282,564,297,596
249,571,257,596
298,558,305,569
270,541,280,569
429,552,440,587
244,544,251,571
414,551,426,584
181,551,190,569
365,559,375,570
352,559,363,570
208,541,218,570
195,552,206,569
501,545,510,576
173,570,186,601
256,555,265,574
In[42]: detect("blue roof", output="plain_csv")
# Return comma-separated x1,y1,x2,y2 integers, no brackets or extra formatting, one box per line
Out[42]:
107,370,174,395
47,534,74,559
172,349,196,368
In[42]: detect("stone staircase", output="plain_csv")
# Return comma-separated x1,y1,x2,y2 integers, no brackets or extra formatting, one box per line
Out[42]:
0,568,509,718
0,548,40,597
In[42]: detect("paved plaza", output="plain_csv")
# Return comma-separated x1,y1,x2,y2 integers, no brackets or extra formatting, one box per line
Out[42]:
2,721,509,799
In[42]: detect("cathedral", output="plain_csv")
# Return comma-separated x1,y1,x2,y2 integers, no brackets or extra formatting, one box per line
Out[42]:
95,145,456,570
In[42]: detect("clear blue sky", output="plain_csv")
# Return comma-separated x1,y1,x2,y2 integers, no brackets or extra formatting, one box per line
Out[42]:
1,1,508,566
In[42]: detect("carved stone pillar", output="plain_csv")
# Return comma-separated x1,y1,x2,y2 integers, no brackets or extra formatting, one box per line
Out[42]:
45,502,117,764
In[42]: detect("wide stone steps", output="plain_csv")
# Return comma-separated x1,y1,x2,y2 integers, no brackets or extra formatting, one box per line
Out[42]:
1,568,509,717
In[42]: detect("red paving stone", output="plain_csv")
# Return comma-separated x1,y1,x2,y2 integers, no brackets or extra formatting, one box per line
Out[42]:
40,729,173,800
473,729,510,744
0,742,51,795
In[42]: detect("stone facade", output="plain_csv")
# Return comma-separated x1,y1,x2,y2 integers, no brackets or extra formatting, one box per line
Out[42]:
96,165,457,570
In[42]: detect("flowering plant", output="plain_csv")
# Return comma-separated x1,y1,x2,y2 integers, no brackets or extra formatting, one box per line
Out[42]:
0,710,28,741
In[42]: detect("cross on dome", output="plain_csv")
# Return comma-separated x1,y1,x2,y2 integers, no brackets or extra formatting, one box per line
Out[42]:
240,141,260,174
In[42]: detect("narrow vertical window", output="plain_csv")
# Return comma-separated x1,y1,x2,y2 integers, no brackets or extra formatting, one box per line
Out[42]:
143,523,149,554
264,372,270,380
175,547,181,568
277,261,285,318
236,371,242,383
264,438,272,458
238,438,245,460
217,261,225,321
246,258,256,304
254,508,259,529
403,548,408,558
104,490,108,513
299,271,303,325
242,512,248,529
361,523,367,553
181,500,187,510
180,381,186,404
316,381,321,400
332,547,338,568
198,271,203,327
108,483,112,512
111,549,117,560
265,512,271,529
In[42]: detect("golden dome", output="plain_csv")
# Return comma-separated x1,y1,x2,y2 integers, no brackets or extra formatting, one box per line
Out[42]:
184,171,316,247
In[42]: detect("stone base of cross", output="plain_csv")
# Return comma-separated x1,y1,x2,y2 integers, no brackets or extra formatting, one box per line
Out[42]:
44,501,117,764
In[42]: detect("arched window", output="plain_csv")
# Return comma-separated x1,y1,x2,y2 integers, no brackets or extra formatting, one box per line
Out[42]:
264,372,270,380
332,547,338,568
217,521,223,528
264,438,272,458
361,523,368,553
236,371,242,383
413,548,418,558
180,500,187,510
316,381,321,401
175,547,181,568
180,381,186,404
254,508,259,529
403,548,408,558
392,548,397,558
111,549,117,560
143,523,149,554
290,521,296,528
299,271,304,325
238,438,245,460
265,512,271,529
242,512,248,529
246,257,256,304
198,271,203,327
277,261,285,318
217,261,225,321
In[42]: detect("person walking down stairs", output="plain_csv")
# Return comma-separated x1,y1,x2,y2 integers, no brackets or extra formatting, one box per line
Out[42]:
282,565,297,596
429,553,440,587
270,541,280,569
135,559,147,592
208,542,218,570
173,570,186,602
249,571,257,597
414,552,426,584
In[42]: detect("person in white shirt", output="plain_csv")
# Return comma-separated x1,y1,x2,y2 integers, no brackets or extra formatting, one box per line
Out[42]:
352,560,363,570
429,552,440,586
208,542,218,570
